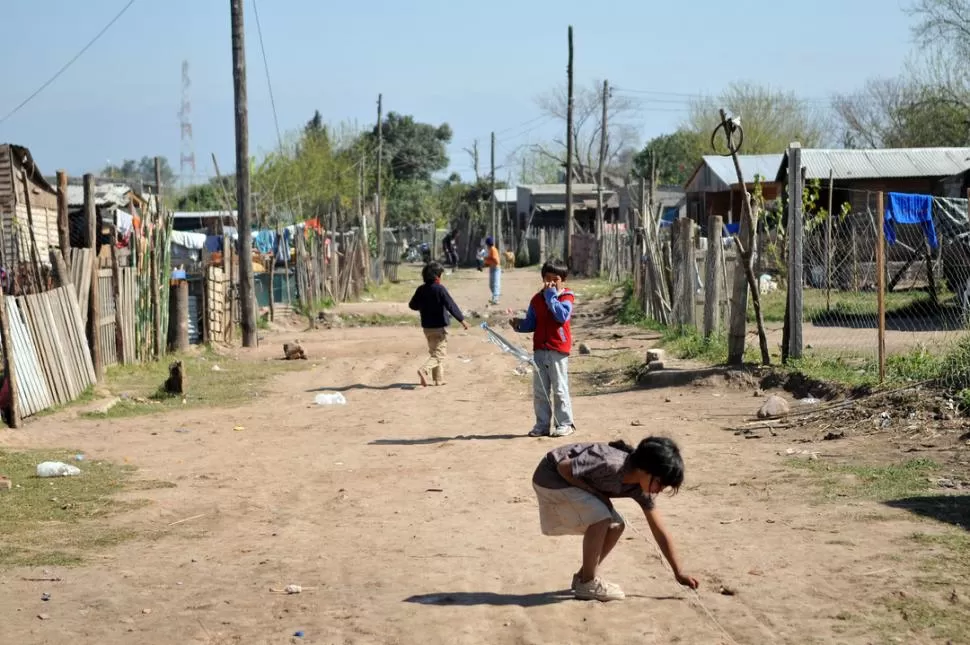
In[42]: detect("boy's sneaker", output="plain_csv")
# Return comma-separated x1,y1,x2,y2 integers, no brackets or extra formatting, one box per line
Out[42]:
571,572,581,591
574,577,625,602
550,425,575,437
528,427,548,437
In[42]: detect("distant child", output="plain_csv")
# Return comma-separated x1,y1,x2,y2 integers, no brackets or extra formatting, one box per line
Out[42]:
531,436,698,601
484,236,501,304
509,259,575,437
476,246,487,272
408,261,469,387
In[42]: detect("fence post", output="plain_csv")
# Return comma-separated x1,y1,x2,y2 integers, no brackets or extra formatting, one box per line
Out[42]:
0,289,21,428
109,216,125,364
704,215,723,338
56,171,71,267
168,278,189,352
784,144,804,362
876,191,886,383
83,174,103,381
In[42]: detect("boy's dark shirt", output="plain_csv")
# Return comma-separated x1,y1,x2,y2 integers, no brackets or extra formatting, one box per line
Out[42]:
408,282,464,329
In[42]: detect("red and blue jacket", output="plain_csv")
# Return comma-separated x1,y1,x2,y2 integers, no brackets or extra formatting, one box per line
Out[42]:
516,287,574,354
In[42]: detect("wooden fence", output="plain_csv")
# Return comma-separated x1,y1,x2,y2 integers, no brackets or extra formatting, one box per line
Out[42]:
6,286,96,418
97,267,136,367
68,248,92,325
206,265,231,343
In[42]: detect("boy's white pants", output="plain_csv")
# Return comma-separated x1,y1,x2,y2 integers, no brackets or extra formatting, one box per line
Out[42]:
532,349,573,431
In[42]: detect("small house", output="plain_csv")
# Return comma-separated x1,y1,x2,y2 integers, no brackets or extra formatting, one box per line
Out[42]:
516,183,620,232
684,154,784,226
0,144,60,268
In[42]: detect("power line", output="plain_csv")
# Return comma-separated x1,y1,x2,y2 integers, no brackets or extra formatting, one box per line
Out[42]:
252,0,283,150
0,0,139,126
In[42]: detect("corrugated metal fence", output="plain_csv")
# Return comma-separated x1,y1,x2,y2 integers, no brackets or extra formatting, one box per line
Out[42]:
6,286,96,418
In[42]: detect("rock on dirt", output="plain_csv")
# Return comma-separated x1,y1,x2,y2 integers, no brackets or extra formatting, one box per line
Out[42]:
758,395,791,419
647,361,665,372
578,343,591,355
646,349,665,363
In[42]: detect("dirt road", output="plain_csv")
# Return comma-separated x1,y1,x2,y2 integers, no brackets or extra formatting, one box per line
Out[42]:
0,266,965,644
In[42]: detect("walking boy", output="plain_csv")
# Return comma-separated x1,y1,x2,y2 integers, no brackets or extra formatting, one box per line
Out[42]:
484,236,501,304
409,261,469,386
510,260,576,437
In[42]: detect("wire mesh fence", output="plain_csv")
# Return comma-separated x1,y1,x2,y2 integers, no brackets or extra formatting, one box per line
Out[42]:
619,190,970,394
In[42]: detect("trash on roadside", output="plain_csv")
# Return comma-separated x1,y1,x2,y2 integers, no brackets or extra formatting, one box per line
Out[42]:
315,392,347,406
36,462,81,478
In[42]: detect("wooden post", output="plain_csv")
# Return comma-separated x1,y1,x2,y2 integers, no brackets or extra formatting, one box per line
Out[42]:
231,0,257,347
876,191,886,383
56,170,71,266
681,219,696,328
109,215,125,364
0,286,20,427
785,144,804,362
638,174,646,230
490,131,497,248
19,169,44,291
375,93,384,284
596,79,608,246
704,215,723,338
83,174,103,381
329,209,339,301
168,279,189,352
150,166,162,361
723,110,771,366
268,235,276,321
564,25,575,266
825,169,834,311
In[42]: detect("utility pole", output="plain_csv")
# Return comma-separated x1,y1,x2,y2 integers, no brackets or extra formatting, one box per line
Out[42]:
564,26,575,266
595,79,608,245
490,131,497,249
376,93,384,283
230,0,257,347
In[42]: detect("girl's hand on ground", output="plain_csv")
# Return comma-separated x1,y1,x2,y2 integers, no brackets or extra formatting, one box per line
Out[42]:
675,573,699,589
461,320,469,330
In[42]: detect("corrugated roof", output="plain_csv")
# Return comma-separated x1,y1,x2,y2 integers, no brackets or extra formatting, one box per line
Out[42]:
700,154,783,187
172,210,237,219
519,183,602,195
779,147,970,181
493,188,516,203
66,183,135,207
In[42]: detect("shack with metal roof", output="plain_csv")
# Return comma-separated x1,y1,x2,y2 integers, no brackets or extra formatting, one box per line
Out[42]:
0,144,60,272
683,154,784,226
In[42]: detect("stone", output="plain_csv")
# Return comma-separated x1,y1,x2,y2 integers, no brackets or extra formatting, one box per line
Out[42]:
757,395,790,419
647,361,665,372
578,343,591,355
646,349,665,363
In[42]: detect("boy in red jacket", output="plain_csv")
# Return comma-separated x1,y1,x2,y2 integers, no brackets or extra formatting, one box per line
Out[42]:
510,260,576,438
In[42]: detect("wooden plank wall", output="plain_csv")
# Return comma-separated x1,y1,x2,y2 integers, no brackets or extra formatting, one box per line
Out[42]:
206,266,228,343
5,286,96,418
69,247,92,323
97,268,118,367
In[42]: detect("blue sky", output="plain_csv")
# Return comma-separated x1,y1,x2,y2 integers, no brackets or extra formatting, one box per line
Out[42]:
0,0,915,184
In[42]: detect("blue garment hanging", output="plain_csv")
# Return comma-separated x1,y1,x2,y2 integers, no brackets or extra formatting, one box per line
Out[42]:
254,229,277,254
884,192,938,249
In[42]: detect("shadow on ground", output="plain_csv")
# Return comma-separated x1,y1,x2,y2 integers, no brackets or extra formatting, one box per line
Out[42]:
884,495,970,530
404,591,573,607
371,434,524,446
307,383,418,392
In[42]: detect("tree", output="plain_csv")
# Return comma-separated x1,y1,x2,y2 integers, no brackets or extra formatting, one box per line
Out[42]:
632,129,705,186
534,80,640,182
102,156,175,186
685,81,828,154
369,112,452,182
175,176,235,211
514,145,562,184
833,75,970,147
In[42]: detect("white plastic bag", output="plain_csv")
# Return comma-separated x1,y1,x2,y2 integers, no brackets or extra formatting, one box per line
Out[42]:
37,461,81,477
314,392,347,406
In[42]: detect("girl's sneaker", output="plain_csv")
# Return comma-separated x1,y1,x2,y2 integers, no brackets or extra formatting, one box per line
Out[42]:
574,577,625,602
528,427,548,437
550,425,575,437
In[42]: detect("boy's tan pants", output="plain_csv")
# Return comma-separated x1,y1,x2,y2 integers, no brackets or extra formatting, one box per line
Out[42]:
421,328,448,384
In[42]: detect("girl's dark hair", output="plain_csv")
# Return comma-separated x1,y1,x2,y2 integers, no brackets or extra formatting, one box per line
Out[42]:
422,261,444,284
610,436,684,492
540,259,568,280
